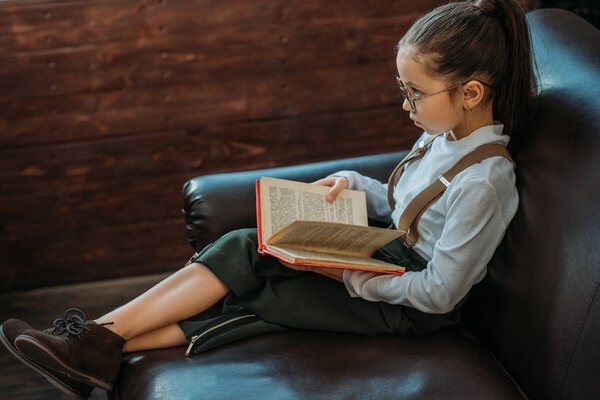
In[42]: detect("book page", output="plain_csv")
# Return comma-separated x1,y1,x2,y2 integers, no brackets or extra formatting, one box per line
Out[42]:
259,177,368,241
267,220,402,258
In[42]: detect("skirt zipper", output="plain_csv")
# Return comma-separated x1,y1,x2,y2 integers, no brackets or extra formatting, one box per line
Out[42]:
184,252,201,267
185,313,257,357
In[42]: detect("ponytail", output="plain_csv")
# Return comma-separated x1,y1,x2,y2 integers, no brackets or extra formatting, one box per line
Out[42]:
481,0,537,141
398,0,537,139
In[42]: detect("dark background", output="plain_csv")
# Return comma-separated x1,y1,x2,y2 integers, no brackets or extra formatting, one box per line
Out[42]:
540,0,600,27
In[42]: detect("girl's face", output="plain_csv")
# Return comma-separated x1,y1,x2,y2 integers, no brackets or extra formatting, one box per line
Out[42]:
395,47,465,136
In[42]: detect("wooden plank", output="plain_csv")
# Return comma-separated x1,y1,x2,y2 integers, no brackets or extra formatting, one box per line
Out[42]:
0,173,187,236
0,62,403,147
0,0,440,54
0,0,154,53
0,14,416,99
0,107,417,235
0,217,190,291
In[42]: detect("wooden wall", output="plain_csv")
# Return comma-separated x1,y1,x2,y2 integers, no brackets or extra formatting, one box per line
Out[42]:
0,0,442,292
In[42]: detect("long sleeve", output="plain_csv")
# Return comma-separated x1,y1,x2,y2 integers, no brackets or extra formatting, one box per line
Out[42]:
342,176,513,314
327,170,391,224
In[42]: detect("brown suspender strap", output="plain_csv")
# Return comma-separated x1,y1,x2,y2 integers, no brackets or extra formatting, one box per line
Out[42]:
390,142,515,247
387,133,443,210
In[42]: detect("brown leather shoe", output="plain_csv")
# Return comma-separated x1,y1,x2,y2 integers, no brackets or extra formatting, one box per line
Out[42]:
0,318,94,399
14,309,125,391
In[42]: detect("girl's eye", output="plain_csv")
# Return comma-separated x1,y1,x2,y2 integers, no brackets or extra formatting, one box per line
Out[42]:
411,88,423,97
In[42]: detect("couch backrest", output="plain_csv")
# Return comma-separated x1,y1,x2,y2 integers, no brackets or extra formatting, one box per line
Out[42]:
470,9,600,400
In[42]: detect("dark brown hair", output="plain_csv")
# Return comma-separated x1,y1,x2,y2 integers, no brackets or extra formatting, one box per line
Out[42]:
397,0,537,137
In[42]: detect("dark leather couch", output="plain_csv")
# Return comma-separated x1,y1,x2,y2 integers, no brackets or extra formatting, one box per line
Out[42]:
111,9,600,400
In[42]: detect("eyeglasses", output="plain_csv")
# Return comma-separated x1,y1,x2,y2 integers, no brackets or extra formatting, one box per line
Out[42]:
395,76,494,113
396,76,464,113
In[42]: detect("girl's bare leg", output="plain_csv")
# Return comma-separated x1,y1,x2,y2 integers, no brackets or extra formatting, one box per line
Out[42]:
122,323,187,353
95,262,228,342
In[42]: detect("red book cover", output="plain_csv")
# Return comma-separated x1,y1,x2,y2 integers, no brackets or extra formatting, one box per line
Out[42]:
256,179,265,254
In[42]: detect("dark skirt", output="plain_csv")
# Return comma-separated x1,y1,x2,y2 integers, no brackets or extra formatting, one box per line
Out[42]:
178,228,460,344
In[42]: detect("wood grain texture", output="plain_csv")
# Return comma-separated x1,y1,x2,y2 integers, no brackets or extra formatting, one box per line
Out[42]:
0,0,442,291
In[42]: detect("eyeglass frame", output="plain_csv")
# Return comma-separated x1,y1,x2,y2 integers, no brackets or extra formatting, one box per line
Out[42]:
395,75,494,113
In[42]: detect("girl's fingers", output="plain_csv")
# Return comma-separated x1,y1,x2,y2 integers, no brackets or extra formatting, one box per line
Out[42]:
312,177,336,187
326,177,348,202
311,176,349,202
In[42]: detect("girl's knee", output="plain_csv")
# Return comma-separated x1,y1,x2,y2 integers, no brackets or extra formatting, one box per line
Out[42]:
219,228,259,251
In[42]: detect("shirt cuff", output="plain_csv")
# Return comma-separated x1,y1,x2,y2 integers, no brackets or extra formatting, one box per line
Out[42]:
342,270,361,298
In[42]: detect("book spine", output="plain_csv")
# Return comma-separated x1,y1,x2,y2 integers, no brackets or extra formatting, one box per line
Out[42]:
255,179,265,254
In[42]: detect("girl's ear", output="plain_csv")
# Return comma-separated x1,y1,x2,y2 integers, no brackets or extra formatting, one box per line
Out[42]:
462,80,486,111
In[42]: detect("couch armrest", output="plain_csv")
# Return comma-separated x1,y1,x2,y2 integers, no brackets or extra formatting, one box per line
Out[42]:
182,151,407,251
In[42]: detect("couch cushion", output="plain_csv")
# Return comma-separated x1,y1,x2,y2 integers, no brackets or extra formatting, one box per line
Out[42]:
111,328,524,400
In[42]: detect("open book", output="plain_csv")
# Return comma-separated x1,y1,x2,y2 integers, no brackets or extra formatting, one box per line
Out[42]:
256,177,405,274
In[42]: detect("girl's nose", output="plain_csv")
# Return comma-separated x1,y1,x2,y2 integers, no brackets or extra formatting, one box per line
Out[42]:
401,97,412,112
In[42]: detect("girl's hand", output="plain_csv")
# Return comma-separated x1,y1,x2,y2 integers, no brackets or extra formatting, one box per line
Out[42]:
312,176,349,202
312,266,344,282
279,260,311,272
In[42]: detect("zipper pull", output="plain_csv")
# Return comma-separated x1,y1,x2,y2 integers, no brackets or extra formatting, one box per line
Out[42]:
185,252,201,267
185,335,200,357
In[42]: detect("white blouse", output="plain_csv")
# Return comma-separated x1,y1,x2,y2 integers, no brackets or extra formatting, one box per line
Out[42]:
331,124,519,314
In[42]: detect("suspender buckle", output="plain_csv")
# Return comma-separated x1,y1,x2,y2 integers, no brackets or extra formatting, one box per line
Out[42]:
403,228,416,248
438,175,450,187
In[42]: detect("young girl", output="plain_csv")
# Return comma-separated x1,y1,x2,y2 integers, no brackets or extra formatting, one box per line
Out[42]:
0,0,536,398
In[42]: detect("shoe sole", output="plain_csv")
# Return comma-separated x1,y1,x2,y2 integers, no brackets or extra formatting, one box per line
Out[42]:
0,325,90,400
15,334,113,391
